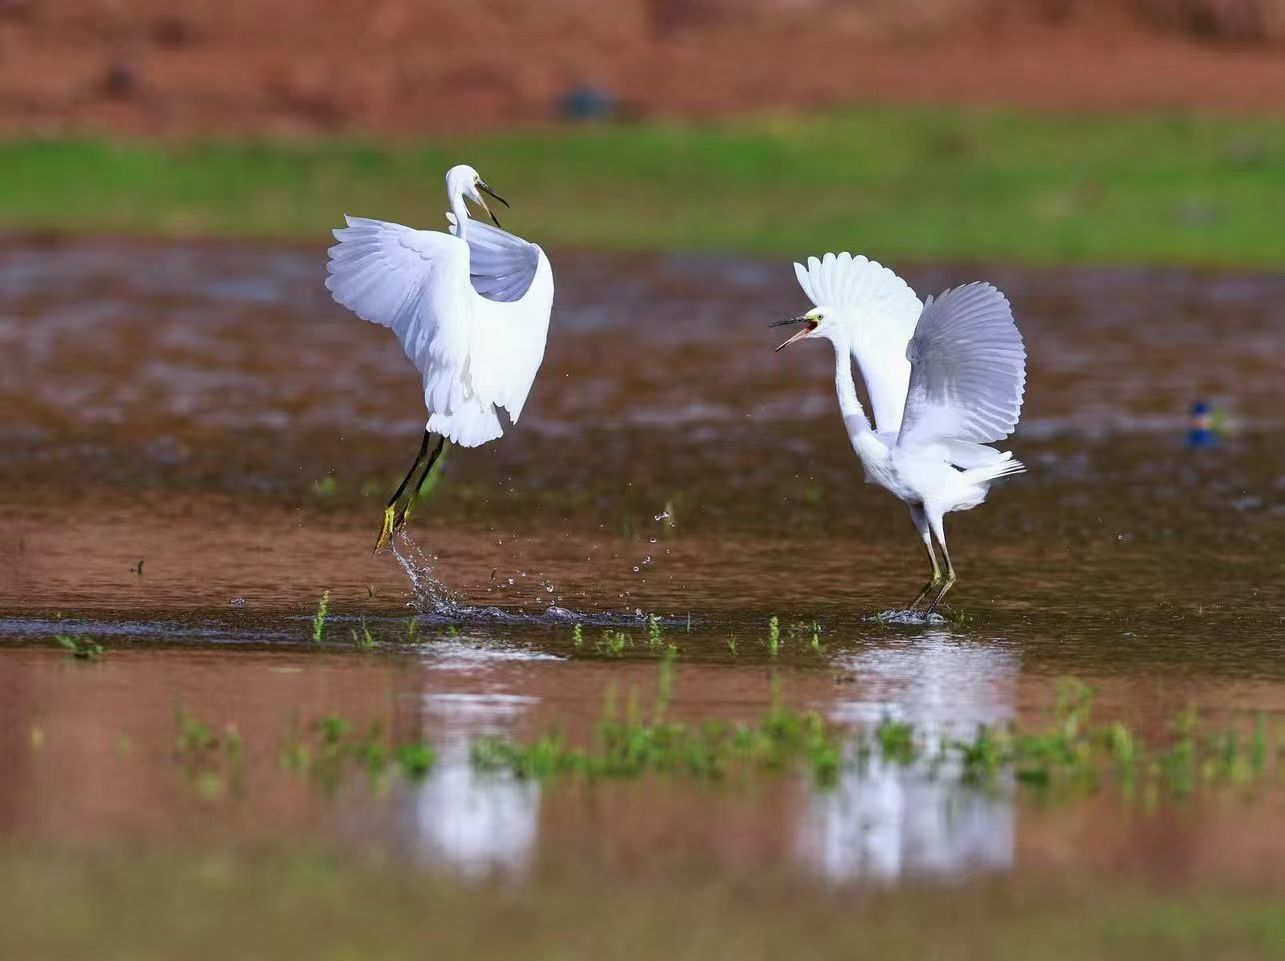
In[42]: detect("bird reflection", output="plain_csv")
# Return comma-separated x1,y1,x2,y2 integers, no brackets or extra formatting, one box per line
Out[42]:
408,692,541,879
799,630,1018,882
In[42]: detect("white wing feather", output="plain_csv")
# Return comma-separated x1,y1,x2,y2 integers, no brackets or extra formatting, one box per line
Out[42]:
325,216,473,406
794,252,922,433
447,214,553,423
897,282,1026,448
447,214,541,303
326,215,554,447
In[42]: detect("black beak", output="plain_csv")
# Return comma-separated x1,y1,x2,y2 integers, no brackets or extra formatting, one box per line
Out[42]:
478,181,509,227
478,182,510,208
770,316,816,352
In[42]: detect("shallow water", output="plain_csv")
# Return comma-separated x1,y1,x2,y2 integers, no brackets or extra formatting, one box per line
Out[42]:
0,238,1282,892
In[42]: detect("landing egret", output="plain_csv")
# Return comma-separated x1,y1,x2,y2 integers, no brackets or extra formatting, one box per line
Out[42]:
326,164,554,550
773,254,1026,614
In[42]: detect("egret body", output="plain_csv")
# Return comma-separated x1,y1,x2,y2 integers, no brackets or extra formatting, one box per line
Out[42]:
774,254,1027,614
326,164,554,549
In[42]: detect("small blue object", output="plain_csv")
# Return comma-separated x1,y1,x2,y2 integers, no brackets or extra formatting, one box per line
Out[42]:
557,86,617,122
1187,400,1217,448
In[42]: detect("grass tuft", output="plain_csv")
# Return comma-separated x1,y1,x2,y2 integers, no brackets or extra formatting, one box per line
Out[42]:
311,591,330,644
351,618,375,651
278,714,435,791
468,670,1280,800
54,634,103,661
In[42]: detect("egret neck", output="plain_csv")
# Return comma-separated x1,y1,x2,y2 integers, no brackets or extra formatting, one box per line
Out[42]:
830,335,884,462
449,184,471,242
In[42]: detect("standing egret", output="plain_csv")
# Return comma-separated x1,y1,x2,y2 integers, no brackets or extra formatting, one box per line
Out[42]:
326,164,554,550
773,254,1026,614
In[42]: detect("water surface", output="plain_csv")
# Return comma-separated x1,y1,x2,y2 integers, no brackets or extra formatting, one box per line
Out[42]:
0,239,1281,894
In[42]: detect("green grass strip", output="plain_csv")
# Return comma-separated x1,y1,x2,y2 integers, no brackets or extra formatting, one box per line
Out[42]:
2,105,1282,266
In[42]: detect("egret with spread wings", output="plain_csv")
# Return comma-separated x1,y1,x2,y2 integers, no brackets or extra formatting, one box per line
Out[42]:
773,254,1026,614
326,164,554,550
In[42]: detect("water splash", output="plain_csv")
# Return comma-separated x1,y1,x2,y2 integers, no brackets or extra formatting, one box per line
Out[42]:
390,529,460,615
867,610,948,627
387,531,689,629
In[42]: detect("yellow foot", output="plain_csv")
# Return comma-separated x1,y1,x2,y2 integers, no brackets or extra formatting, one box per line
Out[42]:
373,505,397,553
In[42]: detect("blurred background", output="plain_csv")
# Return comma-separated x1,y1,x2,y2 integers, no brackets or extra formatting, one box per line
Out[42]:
4,0,1285,134
0,1,1280,256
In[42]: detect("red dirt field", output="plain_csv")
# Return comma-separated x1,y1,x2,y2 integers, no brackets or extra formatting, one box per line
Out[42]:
0,1,1282,138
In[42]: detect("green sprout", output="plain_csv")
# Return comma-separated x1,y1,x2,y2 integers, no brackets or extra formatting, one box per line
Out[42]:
352,618,375,651
311,591,330,644
54,634,103,661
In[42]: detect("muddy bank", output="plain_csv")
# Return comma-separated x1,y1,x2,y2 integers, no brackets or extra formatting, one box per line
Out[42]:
3,3,1285,139
0,237,1280,628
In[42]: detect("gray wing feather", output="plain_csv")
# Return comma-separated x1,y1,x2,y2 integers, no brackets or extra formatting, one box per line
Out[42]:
897,282,1026,447
447,215,539,303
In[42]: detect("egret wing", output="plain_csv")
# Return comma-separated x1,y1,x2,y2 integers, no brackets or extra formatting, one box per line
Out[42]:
468,255,554,424
325,215,478,423
448,215,541,303
327,214,552,447
897,282,1026,448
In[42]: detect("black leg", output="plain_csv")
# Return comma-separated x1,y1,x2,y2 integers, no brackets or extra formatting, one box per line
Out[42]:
924,540,956,616
906,536,943,610
387,430,431,508
394,435,448,531
374,430,430,551
906,505,941,610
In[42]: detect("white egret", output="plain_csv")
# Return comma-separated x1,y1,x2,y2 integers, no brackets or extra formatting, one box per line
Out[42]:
773,254,1026,614
326,164,554,550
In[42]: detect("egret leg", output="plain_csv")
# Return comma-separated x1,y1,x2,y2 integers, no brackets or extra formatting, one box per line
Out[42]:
924,516,957,616
375,431,431,551
906,505,942,610
396,435,448,530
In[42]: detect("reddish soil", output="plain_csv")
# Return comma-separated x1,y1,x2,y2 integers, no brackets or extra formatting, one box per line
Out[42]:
0,1,1281,137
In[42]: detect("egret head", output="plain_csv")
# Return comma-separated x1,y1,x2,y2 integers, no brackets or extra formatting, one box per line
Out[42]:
445,163,509,227
771,307,843,352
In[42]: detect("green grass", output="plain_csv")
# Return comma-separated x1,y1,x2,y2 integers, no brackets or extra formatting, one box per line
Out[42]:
276,712,436,792
1,106,1282,265
0,849,1282,961
53,634,103,661
469,672,1278,799
310,591,329,644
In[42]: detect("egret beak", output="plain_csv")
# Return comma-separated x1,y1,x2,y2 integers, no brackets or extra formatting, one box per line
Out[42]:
771,316,817,351
477,181,509,228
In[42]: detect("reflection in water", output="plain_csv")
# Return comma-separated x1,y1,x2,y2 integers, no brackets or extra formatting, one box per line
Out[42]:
409,692,541,878
799,632,1018,882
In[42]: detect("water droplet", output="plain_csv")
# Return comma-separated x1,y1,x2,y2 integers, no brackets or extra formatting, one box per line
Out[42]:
632,566,640,573
229,597,246,607
654,511,670,522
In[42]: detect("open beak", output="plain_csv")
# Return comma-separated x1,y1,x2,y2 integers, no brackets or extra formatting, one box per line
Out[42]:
770,316,817,352
477,181,509,228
